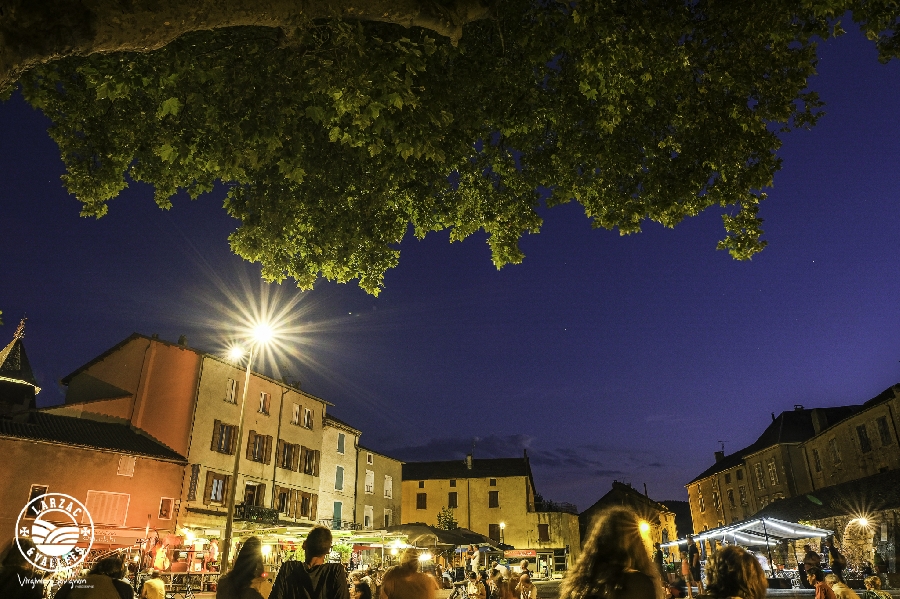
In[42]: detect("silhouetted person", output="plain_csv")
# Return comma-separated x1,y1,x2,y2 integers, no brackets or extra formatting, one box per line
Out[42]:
217,537,266,599
56,556,134,599
0,539,43,599
271,526,349,599
699,546,766,599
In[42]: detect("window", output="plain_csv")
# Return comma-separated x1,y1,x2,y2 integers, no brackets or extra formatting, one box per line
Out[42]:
279,442,296,470
291,403,300,425
258,392,270,415
205,472,229,504
225,378,237,403
211,420,236,454
365,470,375,494
724,473,731,484
489,524,501,542
489,478,497,486
302,448,320,475
335,466,344,491
300,494,311,518
246,431,272,464
85,491,130,526
337,433,345,454
277,489,289,513
158,498,173,520
812,448,823,472
766,459,779,486
697,488,705,512
416,493,427,509
303,408,314,429
736,470,744,481
384,509,393,528
450,479,456,487
829,438,842,464
727,489,735,508
877,416,892,446
753,463,766,490
364,505,374,529
366,452,373,465
117,455,136,477
187,464,200,501
857,425,873,453
489,490,499,508
448,492,458,508
24,485,48,519
384,475,393,499
739,485,747,506
418,481,425,488
538,523,550,542
712,491,721,512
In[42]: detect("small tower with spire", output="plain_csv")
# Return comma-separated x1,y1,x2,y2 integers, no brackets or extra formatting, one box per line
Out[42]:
0,317,41,417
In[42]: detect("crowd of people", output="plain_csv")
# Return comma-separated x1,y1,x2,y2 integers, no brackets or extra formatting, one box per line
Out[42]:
1,511,895,599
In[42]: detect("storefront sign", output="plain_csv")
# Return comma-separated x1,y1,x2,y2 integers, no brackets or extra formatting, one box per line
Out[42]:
16,493,94,572
504,550,537,558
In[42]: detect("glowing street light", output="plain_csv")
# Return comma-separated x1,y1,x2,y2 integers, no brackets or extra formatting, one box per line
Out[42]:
639,521,651,534
220,321,276,575
500,522,506,545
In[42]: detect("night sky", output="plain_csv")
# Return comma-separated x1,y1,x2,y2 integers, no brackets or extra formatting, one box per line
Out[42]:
2,29,899,513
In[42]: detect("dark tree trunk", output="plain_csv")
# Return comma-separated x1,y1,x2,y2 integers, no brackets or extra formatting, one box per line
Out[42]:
0,0,490,91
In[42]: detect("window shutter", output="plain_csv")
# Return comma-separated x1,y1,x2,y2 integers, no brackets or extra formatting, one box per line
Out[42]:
256,483,267,507
310,494,318,521
211,420,221,451
228,426,237,454
299,446,308,473
291,444,301,471
313,450,320,476
203,471,214,505
246,430,256,460
264,436,273,464
222,475,232,505
276,440,285,468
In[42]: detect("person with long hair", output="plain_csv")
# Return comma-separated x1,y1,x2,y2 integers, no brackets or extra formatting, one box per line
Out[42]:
0,539,43,599
217,537,266,599
559,507,661,599
701,546,767,599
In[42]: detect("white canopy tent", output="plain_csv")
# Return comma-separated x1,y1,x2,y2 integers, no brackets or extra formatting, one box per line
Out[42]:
661,517,832,574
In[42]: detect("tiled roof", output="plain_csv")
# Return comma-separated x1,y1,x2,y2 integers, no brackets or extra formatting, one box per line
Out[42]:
403,457,532,481
753,468,900,522
0,412,186,461
688,406,862,484
324,413,361,434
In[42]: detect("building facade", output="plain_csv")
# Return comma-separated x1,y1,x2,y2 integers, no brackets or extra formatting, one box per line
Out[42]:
687,385,900,536
43,333,332,541
356,446,402,531
318,415,360,530
401,453,581,572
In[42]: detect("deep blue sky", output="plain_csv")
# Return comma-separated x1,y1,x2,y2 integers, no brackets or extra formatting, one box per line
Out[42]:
2,29,899,512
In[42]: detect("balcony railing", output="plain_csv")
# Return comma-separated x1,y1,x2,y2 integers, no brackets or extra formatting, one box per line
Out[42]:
236,504,280,524
319,518,362,531
534,500,578,515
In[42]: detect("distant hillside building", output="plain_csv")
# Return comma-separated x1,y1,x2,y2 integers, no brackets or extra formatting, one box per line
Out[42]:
580,481,681,560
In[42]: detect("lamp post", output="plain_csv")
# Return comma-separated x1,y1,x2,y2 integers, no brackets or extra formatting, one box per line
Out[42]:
220,324,273,575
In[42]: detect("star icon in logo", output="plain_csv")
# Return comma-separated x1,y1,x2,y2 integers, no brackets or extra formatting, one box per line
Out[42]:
19,527,30,537
81,527,91,537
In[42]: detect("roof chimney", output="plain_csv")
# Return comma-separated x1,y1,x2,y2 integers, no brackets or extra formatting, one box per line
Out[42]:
794,404,804,411
465,454,473,470
714,450,724,462
771,412,776,422
178,335,187,346
811,408,828,435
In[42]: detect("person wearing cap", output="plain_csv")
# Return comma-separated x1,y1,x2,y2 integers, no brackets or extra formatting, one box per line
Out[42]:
380,548,438,599
140,570,165,599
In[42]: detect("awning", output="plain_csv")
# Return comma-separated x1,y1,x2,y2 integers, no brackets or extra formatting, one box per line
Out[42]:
661,517,832,549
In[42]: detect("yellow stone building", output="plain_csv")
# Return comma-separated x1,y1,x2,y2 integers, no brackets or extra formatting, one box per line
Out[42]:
400,453,580,574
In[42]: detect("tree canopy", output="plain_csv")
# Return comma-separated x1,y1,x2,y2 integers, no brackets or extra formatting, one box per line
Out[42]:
7,0,900,293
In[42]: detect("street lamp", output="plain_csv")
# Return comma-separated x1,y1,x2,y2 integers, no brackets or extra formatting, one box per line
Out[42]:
500,522,505,546
220,324,274,575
